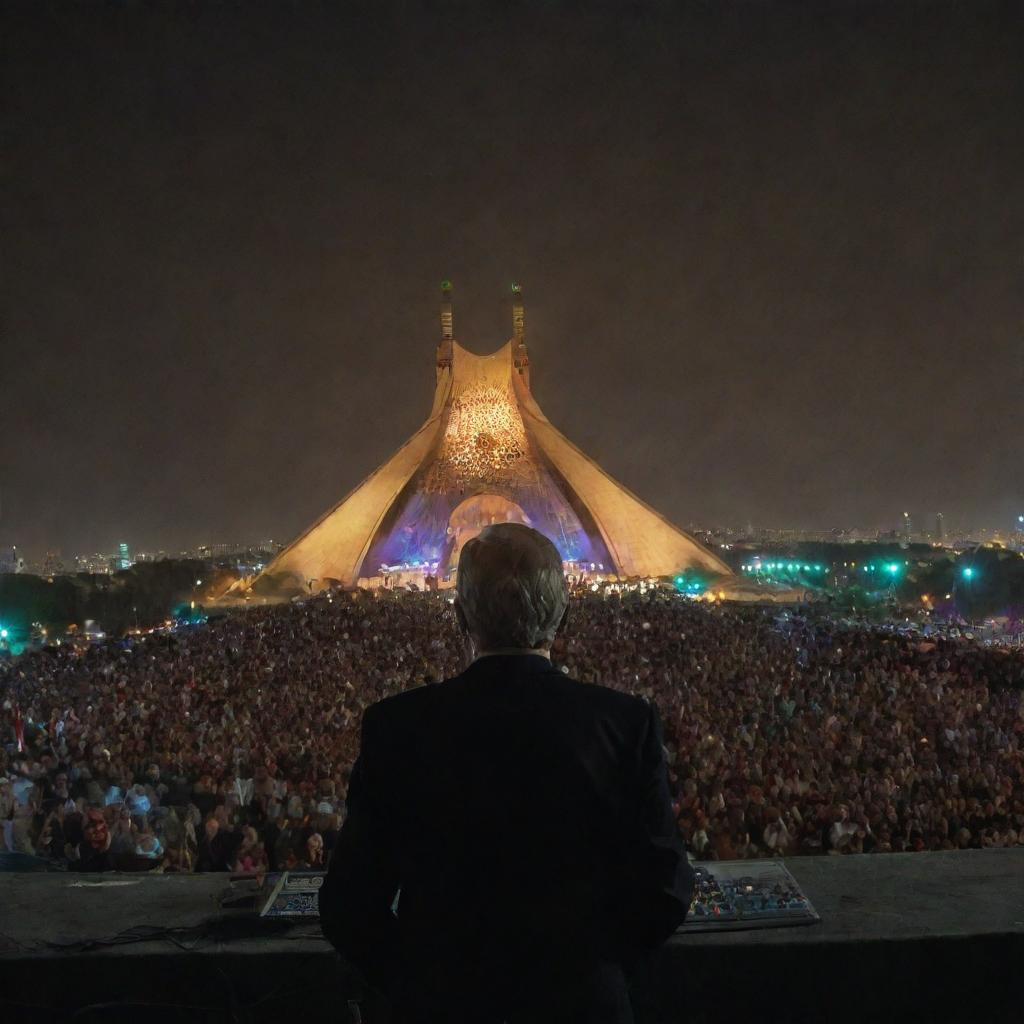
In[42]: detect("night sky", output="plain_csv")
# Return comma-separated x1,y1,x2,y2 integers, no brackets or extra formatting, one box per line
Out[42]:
5,1,1023,560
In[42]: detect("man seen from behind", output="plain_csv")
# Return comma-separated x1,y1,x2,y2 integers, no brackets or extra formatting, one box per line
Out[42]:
319,523,694,1023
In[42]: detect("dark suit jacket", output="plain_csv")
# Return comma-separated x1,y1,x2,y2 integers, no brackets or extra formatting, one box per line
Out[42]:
319,654,693,1023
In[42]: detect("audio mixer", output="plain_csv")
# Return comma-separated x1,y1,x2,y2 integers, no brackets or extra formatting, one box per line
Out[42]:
681,860,820,932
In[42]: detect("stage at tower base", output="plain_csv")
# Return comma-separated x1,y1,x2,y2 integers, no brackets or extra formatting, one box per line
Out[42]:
251,284,730,593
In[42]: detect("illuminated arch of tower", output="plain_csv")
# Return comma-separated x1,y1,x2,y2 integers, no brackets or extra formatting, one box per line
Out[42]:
252,282,729,589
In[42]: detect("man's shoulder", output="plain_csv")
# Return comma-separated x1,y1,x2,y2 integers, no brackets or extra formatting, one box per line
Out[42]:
364,684,438,725
566,675,650,720
365,667,650,728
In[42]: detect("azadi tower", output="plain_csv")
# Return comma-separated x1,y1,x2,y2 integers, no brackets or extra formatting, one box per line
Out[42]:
254,284,728,591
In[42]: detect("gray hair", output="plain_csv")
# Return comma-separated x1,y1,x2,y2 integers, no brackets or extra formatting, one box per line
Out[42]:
456,523,568,650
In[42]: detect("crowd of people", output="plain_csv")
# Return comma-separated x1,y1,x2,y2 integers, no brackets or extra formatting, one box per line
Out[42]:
2,589,1023,873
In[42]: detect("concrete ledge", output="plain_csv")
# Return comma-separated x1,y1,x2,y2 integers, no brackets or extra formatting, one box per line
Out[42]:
1,850,1021,1023
676,848,1024,944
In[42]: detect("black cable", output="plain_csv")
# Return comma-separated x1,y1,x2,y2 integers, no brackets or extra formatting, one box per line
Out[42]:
34,912,325,955
41,923,208,953
214,964,243,1024
0,929,37,952
70,999,214,1020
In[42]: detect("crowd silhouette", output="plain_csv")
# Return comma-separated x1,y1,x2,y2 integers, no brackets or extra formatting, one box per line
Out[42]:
2,590,1022,873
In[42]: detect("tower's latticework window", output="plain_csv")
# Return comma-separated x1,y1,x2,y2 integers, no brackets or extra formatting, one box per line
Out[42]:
425,383,533,493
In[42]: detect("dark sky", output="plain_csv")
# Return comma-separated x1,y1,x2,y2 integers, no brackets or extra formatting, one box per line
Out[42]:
4,1,1023,559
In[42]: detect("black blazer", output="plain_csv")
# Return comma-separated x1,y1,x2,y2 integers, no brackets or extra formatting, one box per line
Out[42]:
319,653,693,1023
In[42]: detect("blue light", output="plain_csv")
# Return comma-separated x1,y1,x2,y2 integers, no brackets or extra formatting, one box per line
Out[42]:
962,566,975,580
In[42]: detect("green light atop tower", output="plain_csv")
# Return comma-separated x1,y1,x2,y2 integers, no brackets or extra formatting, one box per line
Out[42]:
441,280,453,292
511,282,522,293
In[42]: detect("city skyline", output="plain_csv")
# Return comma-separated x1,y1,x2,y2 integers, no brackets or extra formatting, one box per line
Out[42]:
8,510,1023,571
5,3,1022,558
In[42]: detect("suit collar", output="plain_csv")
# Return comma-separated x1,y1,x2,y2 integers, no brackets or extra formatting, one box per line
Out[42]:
460,653,560,678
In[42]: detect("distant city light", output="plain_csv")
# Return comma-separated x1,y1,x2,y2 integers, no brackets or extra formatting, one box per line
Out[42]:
962,566,975,580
